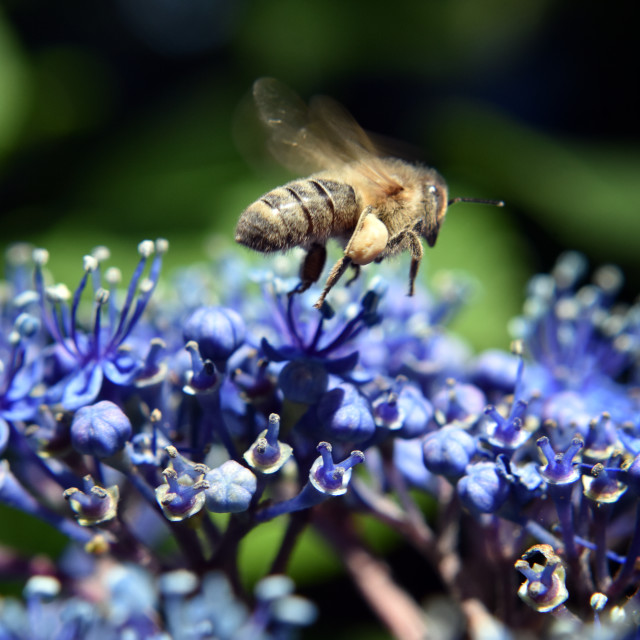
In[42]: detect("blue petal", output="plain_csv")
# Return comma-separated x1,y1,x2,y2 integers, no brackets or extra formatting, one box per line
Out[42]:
324,351,359,374
103,351,141,385
6,357,43,401
260,337,299,363
1,398,39,422
62,365,104,411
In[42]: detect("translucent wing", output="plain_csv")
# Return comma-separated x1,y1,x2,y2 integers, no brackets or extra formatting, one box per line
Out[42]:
253,78,403,196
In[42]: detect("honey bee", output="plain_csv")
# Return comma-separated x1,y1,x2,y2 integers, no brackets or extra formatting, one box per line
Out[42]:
235,78,503,309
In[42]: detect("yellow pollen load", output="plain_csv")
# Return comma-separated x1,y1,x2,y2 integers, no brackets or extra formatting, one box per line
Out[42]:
346,214,389,265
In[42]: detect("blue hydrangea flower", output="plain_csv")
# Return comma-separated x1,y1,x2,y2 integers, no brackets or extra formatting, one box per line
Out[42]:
515,544,569,612
155,445,210,521
243,413,293,474
34,240,168,410
256,442,365,521
63,474,119,526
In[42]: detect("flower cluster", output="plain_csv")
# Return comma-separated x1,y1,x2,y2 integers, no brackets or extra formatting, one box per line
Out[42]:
0,569,316,640
1,241,640,638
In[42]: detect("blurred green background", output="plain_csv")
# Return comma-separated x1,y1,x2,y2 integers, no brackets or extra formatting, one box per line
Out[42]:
1,0,639,635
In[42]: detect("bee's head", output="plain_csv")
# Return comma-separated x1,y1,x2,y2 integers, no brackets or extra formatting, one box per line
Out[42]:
422,173,449,247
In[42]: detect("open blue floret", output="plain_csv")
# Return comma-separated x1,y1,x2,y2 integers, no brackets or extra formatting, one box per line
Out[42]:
34,240,168,410
260,281,384,403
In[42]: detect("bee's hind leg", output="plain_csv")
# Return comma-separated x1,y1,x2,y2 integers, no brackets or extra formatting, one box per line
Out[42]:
313,256,353,309
386,229,423,296
289,243,327,296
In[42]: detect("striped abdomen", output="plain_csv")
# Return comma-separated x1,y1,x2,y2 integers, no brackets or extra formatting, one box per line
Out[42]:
235,177,359,253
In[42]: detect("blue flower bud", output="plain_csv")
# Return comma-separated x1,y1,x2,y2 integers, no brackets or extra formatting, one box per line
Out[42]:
360,284,384,327
204,460,256,513
422,427,476,480
278,359,328,404
183,306,245,368
70,400,132,458
397,386,433,439
457,461,510,515
317,382,375,443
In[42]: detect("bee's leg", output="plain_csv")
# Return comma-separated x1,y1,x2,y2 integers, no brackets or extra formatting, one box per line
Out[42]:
290,243,327,296
345,263,361,287
312,207,374,307
386,229,423,296
314,256,353,309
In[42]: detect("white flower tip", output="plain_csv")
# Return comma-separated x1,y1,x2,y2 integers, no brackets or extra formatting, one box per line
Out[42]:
33,248,50,266
83,255,99,272
138,240,155,258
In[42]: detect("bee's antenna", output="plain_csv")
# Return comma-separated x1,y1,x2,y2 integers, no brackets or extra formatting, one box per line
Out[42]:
448,197,505,208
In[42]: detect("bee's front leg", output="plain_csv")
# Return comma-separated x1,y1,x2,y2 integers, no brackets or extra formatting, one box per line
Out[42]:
385,228,423,296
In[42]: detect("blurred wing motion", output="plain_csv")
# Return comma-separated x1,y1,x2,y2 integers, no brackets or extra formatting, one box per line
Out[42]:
252,77,404,197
